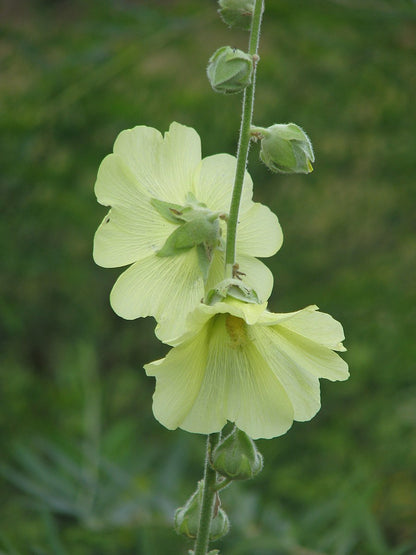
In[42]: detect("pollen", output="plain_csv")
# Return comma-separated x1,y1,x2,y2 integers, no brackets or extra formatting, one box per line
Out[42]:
225,314,248,348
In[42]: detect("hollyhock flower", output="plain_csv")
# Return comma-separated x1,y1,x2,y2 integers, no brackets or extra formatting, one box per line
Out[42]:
93,122,282,336
145,298,349,440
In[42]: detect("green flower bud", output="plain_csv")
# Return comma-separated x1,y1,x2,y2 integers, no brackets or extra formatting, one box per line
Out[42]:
174,483,201,539
252,123,315,174
218,0,255,30
207,46,253,94
209,506,230,541
212,427,263,481
175,481,230,540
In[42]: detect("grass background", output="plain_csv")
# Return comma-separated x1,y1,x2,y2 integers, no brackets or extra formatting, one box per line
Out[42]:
1,0,415,553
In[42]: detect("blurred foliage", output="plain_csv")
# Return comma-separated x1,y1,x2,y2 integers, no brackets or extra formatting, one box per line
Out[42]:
1,0,416,553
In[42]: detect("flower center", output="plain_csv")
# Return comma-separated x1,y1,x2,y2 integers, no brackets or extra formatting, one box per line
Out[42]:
225,315,248,349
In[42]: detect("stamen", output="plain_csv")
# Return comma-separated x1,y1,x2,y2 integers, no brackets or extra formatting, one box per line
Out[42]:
225,315,248,348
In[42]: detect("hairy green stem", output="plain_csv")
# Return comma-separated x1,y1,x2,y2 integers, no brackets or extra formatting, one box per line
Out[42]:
212,477,232,492
194,4,265,553
194,433,221,555
225,0,264,277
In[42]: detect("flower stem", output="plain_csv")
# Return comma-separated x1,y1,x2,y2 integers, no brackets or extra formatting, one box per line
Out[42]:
193,5,265,553
212,477,232,492
193,433,221,555
225,0,265,278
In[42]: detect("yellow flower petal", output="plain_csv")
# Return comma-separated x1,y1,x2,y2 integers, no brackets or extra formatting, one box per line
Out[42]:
149,312,294,439
95,153,146,209
204,248,226,292
234,254,274,302
268,324,349,382
93,207,166,268
93,122,283,329
226,341,294,440
236,202,283,257
110,249,204,335
251,325,322,421
276,306,347,351
193,153,253,213
145,326,209,430
204,249,274,305
259,305,347,352
93,155,175,267
146,298,349,439
114,122,201,204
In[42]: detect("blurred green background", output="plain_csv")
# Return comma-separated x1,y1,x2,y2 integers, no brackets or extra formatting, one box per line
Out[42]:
1,0,415,553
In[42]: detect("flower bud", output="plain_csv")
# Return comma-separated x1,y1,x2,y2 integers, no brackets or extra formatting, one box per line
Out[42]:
175,481,230,540
209,506,230,541
212,427,263,481
174,483,201,539
207,46,253,94
218,0,255,30
252,123,315,174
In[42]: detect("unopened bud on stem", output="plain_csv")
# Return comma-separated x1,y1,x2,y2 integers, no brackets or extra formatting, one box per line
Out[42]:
218,0,255,30
207,46,253,94
251,123,315,174
212,427,263,481
175,481,230,540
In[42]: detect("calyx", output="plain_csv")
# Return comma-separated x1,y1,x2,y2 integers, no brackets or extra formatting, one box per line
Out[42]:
205,278,260,305
151,193,225,281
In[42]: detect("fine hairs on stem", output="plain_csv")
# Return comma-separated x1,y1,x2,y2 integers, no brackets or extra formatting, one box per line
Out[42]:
193,2,265,553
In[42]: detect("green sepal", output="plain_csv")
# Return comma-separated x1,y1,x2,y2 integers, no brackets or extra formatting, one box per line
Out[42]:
209,508,230,541
150,197,186,224
212,427,263,481
196,244,212,282
205,278,260,305
175,482,201,539
185,191,206,208
157,214,220,259
207,46,253,94
156,223,195,256
218,0,255,30
228,284,259,304
179,206,214,224
252,123,315,174
175,481,229,541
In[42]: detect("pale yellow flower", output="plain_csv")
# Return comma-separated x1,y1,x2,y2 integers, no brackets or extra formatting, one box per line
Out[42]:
93,123,282,336
145,298,349,439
